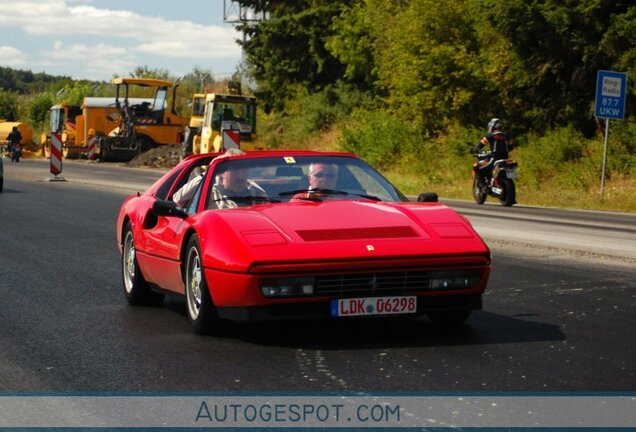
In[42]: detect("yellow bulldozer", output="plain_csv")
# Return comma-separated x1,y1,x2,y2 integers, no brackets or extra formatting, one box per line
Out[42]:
95,77,189,161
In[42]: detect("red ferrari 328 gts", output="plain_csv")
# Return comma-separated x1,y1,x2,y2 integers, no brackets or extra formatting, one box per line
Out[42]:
116,150,491,334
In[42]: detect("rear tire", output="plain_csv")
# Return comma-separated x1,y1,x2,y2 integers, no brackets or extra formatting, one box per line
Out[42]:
499,178,516,206
184,235,219,334
122,222,164,306
472,177,487,204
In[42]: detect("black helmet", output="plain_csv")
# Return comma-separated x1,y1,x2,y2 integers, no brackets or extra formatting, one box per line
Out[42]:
487,118,502,133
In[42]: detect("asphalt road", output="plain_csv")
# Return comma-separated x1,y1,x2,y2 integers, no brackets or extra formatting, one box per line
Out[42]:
0,159,634,392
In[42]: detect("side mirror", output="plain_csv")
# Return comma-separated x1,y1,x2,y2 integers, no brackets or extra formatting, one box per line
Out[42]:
417,192,438,203
152,200,188,219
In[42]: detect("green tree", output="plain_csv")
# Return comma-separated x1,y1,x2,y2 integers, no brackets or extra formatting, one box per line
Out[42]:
238,1,352,111
326,0,383,92
482,0,635,135
181,66,216,92
377,0,488,135
129,66,175,81
0,89,19,120
26,92,54,130
53,81,103,106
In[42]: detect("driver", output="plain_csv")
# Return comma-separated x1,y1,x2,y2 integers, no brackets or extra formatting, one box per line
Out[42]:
290,163,338,201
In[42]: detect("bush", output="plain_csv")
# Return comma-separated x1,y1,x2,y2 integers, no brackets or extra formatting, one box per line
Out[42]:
26,92,54,131
340,109,421,169
278,82,375,141
0,89,19,120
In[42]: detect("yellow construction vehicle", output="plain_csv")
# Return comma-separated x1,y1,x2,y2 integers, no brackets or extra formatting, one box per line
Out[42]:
40,102,82,158
189,93,207,128
184,91,262,155
96,77,189,161
181,93,205,156
41,98,154,159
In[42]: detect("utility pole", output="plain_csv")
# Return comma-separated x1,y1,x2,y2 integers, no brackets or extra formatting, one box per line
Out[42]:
223,0,270,27
222,1,270,85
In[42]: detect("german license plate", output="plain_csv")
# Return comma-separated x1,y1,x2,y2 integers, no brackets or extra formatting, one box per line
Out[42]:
331,296,417,317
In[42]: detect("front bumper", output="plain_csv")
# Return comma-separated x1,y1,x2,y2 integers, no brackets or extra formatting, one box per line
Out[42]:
216,294,482,322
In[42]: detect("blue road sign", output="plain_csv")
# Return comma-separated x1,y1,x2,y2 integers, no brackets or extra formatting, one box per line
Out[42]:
595,70,627,120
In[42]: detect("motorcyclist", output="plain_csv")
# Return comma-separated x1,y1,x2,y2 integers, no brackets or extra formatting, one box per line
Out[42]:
6,126,22,156
473,118,513,181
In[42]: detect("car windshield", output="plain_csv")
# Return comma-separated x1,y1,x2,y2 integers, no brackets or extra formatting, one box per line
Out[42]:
202,155,407,210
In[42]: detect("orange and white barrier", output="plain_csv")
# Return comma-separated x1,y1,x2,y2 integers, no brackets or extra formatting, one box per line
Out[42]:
87,135,97,160
49,133,65,181
222,128,240,150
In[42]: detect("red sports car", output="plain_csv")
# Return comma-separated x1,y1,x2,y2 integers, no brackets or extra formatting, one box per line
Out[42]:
116,150,491,334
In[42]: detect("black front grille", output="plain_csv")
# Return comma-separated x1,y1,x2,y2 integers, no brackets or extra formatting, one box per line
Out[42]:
315,271,430,296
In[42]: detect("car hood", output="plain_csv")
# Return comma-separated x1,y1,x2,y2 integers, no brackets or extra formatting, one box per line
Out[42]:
198,200,489,272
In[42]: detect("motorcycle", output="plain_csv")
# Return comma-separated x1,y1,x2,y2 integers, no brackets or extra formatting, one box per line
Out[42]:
10,143,23,162
471,149,518,206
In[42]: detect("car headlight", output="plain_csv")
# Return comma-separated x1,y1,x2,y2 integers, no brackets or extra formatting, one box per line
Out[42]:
260,277,315,297
429,270,481,290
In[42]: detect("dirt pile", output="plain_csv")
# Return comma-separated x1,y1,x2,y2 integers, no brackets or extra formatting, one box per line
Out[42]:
126,144,182,169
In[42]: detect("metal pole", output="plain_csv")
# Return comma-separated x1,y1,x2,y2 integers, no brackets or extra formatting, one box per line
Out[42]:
600,118,609,196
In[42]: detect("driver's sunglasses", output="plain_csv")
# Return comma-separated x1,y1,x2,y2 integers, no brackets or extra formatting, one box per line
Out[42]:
312,172,336,179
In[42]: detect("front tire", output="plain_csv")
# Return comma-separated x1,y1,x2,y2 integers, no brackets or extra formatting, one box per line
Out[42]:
184,235,218,334
122,222,164,306
472,176,487,204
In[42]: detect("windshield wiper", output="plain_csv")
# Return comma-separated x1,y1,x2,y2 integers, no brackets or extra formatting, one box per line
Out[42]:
278,189,382,201
211,196,277,204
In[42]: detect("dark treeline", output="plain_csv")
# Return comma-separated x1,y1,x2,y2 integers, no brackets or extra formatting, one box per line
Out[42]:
0,66,76,94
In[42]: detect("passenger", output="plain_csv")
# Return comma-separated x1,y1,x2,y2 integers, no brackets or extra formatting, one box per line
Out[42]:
210,164,267,209
173,165,207,208
172,148,245,209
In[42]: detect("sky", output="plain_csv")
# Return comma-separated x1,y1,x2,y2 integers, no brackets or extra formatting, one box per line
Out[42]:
0,0,246,82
